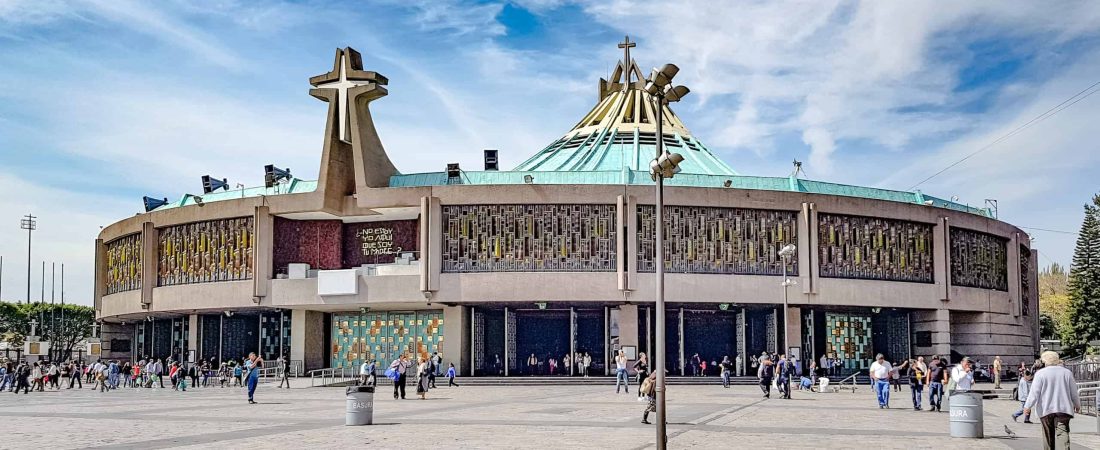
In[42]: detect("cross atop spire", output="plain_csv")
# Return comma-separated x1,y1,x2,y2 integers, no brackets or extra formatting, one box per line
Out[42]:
618,36,636,85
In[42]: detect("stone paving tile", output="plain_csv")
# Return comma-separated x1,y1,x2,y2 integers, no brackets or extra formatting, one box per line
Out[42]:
1,381,1098,449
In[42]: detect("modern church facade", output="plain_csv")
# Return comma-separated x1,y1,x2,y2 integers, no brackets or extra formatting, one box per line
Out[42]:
94,44,1039,377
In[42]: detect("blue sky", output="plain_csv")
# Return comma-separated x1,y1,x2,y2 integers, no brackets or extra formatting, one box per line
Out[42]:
1,0,1098,304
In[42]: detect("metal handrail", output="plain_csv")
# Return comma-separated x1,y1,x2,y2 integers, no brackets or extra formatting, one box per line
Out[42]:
1076,386,1100,433
834,371,861,392
308,367,351,387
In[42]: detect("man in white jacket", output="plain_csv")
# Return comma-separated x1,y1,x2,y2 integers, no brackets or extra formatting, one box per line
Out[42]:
1024,351,1081,450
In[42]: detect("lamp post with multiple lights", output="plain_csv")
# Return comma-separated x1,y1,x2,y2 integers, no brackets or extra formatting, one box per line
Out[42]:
20,214,36,305
644,63,689,450
779,244,797,355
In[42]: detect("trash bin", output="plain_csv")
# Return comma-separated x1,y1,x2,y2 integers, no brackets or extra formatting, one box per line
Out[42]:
346,385,374,426
948,391,983,438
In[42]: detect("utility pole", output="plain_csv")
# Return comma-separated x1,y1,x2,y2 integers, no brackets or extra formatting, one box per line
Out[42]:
51,262,56,361
20,214,36,304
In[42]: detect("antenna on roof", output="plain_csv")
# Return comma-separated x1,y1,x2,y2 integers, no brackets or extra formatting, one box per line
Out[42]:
790,159,806,178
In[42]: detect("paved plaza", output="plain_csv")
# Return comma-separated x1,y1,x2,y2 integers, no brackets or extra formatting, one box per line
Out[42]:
2,380,1098,449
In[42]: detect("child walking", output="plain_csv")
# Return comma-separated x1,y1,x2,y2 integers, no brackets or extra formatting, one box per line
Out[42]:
447,363,459,387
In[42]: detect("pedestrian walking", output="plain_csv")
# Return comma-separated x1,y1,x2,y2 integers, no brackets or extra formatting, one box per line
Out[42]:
582,353,592,378
246,352,263,404
633,353,649,399
777,354,794,399
416,357,430,400
15,363,31,394
431,352,442,376
640,370,658,424
757,356,774,399
906,359,925,410
1024,351,1080,450
890,360,903,392
389,354,410,400
614,349,629,394
993,355,1003,389
30,362,44,392
719,356,733,388
870,353,892,409
447,363,459,387
279,356,292,389
927,355,947,412
1012,369,1033,423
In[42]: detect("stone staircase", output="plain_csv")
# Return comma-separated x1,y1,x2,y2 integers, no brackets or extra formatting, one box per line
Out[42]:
318,375,874,388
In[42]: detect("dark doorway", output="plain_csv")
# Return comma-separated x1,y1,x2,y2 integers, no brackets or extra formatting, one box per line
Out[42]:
515,310,570,375
473,308,505,376
575,309,605,375
683,308,736,376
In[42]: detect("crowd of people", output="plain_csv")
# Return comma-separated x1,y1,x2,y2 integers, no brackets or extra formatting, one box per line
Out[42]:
0,352,281,404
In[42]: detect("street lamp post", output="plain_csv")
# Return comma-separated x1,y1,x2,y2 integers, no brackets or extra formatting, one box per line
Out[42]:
645,63,689,450
779,244,797,356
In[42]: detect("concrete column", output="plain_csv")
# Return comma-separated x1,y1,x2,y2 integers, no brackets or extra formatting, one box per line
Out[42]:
253,206,273,303
616,195,627,291
187,314,199,363
785,306,801,356
442,305,470,375
934,217,950,302
1007,233,1021,317
419,197,430,292
291,310,325,371
626,195,638,291
93,239,106,315
428,197,442,292
911,309,952,357
140,222,158,309
619,305,639,363
798,202,817,295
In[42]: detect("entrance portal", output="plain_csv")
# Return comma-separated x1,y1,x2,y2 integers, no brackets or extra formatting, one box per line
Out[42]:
515,310,570,375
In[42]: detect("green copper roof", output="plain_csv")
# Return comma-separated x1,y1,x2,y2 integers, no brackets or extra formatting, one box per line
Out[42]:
514,129,737,176
149,179,318,212
388,170,994,218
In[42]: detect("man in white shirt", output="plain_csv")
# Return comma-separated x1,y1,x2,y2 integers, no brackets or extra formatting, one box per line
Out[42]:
869,353,892,409
1024,351,1081,450
950,357,975,392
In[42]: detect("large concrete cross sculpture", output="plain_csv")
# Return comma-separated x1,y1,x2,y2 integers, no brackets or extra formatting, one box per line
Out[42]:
308,47,398,194
310,48,389,144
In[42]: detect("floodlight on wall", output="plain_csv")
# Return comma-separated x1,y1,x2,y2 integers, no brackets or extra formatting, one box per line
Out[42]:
524,175,534,184
224,310,234,317
536,302,547,310
264,165,292,188
718,303,730,311
188,195,205,207
143,196,169,212
723,179,732,188
201,175,229,193
779,244,797,257
924,200,935,206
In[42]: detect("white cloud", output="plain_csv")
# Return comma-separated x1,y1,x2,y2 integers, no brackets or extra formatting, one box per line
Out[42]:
576,0,1100,178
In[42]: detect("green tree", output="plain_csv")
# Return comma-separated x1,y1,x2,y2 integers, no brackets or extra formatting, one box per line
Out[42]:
1066,194,1100,357
1039,263,1072,342
1039,313,1057,340
0,301,95,361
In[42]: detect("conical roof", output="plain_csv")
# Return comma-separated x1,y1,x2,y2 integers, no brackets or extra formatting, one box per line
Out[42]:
514,39,737,176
